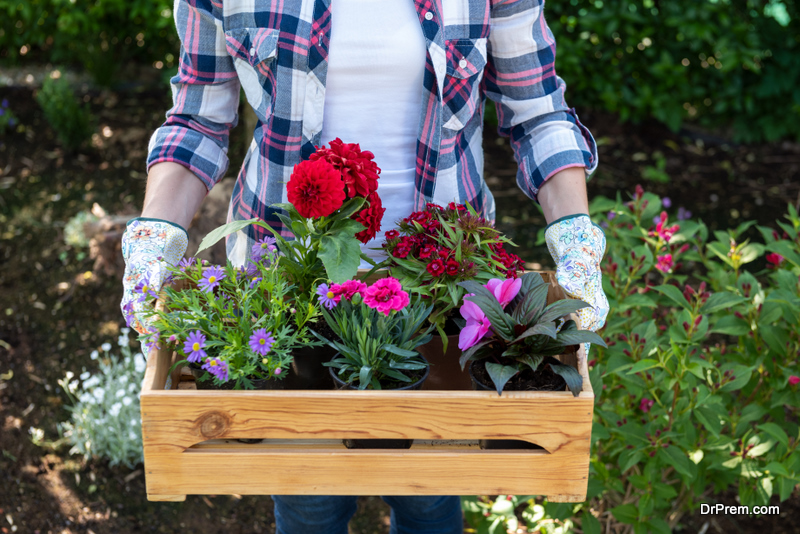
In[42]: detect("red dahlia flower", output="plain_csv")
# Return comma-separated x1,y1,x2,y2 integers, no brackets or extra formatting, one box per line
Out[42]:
286,159,346,218
310,138,380,199
353,192,385,244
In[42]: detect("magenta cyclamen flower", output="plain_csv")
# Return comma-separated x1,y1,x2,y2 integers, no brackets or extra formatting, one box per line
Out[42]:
363,277,410,316
184,330,207,363
198,265,225,293
458,299,492,350
249,328,275,355
485,277,522,308
202,357,229,382
317,283,338,309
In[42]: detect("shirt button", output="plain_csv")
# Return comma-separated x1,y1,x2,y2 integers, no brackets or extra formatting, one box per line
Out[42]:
459,59,468,69
249,47,256,56
424,11,433,20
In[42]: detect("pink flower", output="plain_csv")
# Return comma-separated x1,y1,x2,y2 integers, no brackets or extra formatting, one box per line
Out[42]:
331,280,368,302
458,299,492,350
363,277,410,316
648,211,680,243
484,277,522,308
789,375,800,386
640,398,654,413
656,254,674,273
766,253,784,268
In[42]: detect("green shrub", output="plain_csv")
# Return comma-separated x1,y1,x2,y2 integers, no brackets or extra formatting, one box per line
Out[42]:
0,0,178,84
545,0,800,142
465,187,800,532
0,97,18,134
35,76,93,150
57,329,146,469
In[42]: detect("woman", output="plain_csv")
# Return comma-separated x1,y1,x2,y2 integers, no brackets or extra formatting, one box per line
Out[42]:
121,0,609,531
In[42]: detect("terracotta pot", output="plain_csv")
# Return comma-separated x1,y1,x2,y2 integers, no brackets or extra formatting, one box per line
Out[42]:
329,356,429,449
416,334,472,390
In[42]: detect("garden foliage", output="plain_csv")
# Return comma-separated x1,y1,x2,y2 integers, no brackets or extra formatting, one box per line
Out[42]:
465,189,800,532
35,76,93,150
543,0,800,141
57,329,146,469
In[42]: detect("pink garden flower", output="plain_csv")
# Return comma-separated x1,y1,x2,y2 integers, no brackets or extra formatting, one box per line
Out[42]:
331,279,368,302
789,375,800,386
648,211,680,243
766,253,785,268
484,277,522,308
656,254,674,273
363,277,410,316
458,299,492,351
640,398,654,413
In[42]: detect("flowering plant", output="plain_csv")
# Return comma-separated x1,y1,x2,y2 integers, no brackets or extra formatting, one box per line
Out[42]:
382,202,524,343
314,277,435,390
145,246,320,389
457,273,606,395
198,138,385,292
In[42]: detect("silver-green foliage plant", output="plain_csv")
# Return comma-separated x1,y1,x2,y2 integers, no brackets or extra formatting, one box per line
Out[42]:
58,328,146,468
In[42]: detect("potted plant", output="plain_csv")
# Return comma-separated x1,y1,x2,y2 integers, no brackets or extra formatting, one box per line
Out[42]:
380,202,524,388
196,138,386,388
145,245,319,391
313,276,435,448
457,272,607,396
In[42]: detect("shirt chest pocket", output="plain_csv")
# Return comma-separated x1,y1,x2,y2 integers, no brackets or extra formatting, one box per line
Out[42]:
442,38,488,132
225,27,280,120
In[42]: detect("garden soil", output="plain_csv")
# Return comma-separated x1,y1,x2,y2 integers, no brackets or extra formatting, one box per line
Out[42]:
2,78,800,533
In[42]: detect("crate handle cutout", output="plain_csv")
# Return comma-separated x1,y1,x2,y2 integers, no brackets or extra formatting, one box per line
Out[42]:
185,438,553,453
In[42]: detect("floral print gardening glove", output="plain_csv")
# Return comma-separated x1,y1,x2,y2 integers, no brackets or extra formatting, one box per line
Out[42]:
120,218,188,345
545,214,610,359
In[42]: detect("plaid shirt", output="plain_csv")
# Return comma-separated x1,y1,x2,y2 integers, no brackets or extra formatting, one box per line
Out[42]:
147,0,598,259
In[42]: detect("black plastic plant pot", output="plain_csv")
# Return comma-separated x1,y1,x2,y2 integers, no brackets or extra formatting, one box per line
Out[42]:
469,360,549,451
284,344,337,390
329,356,430,450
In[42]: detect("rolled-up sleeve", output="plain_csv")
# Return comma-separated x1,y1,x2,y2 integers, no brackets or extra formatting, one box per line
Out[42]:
483,0,598,203
146,0,240,191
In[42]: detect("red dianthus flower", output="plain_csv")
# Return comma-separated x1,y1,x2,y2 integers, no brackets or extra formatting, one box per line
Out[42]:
445,259,460,276
427,259,445,277
286,159,345,219
309,138,380,199
352,192,385,244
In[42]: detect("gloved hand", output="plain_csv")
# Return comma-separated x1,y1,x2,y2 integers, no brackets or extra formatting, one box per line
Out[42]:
545,214,609,359
120,218,188,344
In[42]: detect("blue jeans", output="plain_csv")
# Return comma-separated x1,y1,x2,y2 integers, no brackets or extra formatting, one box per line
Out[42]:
272,495,463,534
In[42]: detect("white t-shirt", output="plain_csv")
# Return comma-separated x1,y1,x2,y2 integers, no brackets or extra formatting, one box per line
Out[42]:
319,0,427,264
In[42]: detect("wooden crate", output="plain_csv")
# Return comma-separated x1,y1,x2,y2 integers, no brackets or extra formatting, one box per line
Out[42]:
140,272,594,502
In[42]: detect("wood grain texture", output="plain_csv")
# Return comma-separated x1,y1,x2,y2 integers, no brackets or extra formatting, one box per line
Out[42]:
140,271,595,501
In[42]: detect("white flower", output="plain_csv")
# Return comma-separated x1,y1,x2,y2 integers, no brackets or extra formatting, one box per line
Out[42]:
122,397,133,406
116,389,125,398
90,350,99,360
80,371,91,380
79,393,93,404
118,375,129,385
83,376,100,389
92,388,105,401
68,380,79,393
129,431,137,440
109,403,122,417
65,371,74,380
101,343,112,352
134,355,146,373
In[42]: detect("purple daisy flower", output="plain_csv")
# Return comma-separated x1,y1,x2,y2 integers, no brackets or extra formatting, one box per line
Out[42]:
179,257,196,271
251,237,277,262
134,274,158,302
202,357,229,382
1,99,8,108
198,265,225,293
249,277,262,289
249,328,275,356
316,283,337,310
245,260,260,278
662,197,672,208
184,330,207,363
607,211,616,220
677,207,692,221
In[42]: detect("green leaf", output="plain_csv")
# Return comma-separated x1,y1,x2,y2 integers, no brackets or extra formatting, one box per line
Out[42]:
513,323,556,343
747,441,774,458
758,423,789,449
694,406,722,437
358,365,373,388
759,324,789,357
653,284,691,311
610,504,638,524
318,234,362,284
520,354,544,373
581,512,602,534
197,218,260,253
719,364,753,392
711,315,750,336
537,298,592,325
766,241,800,268
549,361,583,397
555,328,607,348
701,292,748,314
382,344,418,358
764,462,790,477
661,446,693,478
626,359,660,375
328,196,367,221
484,362,519,395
